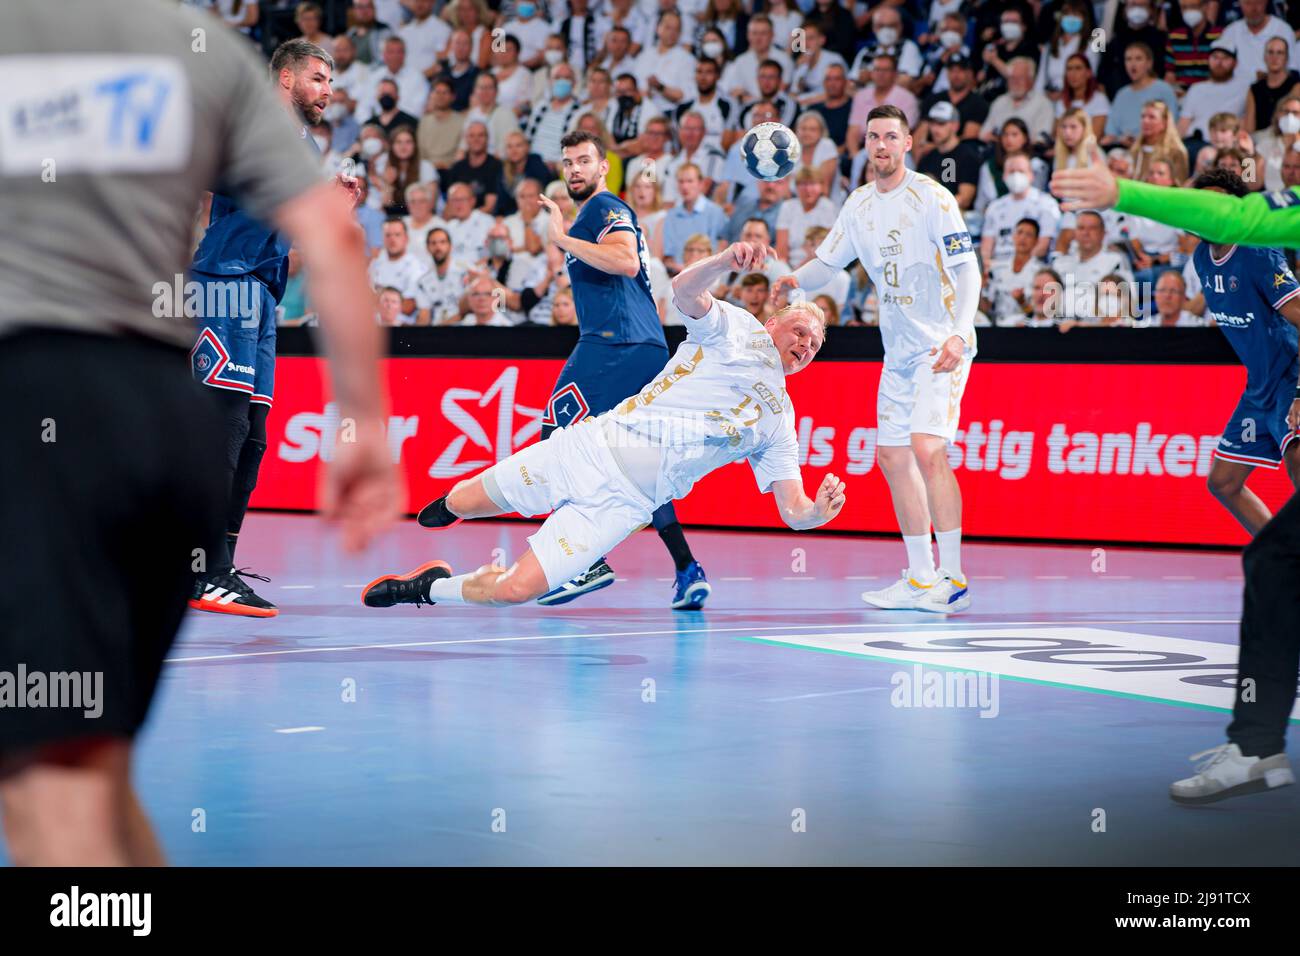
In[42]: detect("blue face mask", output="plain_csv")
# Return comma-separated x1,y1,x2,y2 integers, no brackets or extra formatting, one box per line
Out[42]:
518,2,535,17
553,78,573,99
1061,14,1084,34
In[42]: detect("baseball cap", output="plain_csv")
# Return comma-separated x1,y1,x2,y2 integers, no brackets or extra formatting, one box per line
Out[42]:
928,101,958,123
947,53,973,70
1209,38,1237,58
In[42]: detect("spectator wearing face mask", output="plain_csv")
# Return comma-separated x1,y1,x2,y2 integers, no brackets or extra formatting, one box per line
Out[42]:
1036,0,1100,102
1164,0,1222,91
506,0,553,71
918,11,972,99
524,64,584,167
849,6,924,93
1099,0,1167,98
466,221,561,325
975,6,1039,103
979,154,1060,266
1253,95,1300,192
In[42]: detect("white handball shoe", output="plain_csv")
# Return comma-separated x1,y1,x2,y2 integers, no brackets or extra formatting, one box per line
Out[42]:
1170,743,1295,805
861,571,936,610
916,570,971,614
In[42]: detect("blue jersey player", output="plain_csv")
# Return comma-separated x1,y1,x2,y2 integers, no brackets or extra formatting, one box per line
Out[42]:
417,131,710,608
188,39,347,617
1193,170,1300,536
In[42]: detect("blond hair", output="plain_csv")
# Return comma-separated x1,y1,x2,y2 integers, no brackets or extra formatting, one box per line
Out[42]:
772,297,827,331
1054,107,1097,171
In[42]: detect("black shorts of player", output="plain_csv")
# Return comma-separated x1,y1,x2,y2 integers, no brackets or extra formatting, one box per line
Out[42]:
542,340,671,437
0,330,226,754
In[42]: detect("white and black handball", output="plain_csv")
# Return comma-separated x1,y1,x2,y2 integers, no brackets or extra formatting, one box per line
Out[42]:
741,122,801,182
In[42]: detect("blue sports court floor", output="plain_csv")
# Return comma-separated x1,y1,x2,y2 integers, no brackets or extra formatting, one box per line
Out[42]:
7,513,1297,866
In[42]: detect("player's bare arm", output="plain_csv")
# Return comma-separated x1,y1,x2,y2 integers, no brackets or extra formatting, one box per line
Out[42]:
772,474,847,530
538,193,641,277
673,241,771,317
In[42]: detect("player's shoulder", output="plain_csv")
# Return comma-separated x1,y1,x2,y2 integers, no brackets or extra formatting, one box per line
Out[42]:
843,182,877,207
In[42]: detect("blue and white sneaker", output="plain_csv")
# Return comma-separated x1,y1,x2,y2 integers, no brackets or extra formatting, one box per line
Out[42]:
861,570,934,609
916,570,971,614
671,561,711,610
537,558,616,606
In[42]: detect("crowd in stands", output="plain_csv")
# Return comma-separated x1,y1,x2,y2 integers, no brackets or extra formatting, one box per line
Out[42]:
186,0,1300,329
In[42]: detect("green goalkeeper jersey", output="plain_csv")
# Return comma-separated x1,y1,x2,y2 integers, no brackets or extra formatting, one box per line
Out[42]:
1116,180,1300,249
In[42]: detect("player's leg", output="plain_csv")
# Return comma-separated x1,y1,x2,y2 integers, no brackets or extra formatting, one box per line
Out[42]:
1285,439,1300,492
906,350,973,613
225,279,278,568
863,364,939,609
1207,457,1269,535
653,502,710,610
1172,495,1300,804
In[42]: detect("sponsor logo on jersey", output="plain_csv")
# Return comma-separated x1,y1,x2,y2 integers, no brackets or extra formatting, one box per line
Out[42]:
943,231,973,256
1228,275,1240,292
1207,309,1255,328
879,229,903,257
882,292,915,305
1274,271,1294,289
1265,189,1300,210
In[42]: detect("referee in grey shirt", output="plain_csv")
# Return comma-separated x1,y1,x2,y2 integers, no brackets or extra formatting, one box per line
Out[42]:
0,0,399,865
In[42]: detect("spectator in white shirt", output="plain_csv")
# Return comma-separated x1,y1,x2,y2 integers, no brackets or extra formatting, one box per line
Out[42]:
1179,42,1252,141
358,35,430,120
790,19,848,105
980,154,1060,264
415,227,473,325
599,0,653,56
983,218,1046,324
1051,211,1136,321
1219,0,1300,79
981,56,1055,147
491,34,535,117
442,182,495,262
403,183,447,263
793,111,841,198
1147,270,1208,327
635,11,699,115
504,177,547,256
850,6,924,91
464,72,521,156
776,168,838,268
460,275,516,326
662,111,726,203
624,115,676,195
720,16,794,103
398,0,452,80
368,218,427,316
505,1,553,70
377,286,406,326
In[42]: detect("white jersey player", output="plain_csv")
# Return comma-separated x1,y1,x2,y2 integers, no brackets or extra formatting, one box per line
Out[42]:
361,241,847,610
775,104,981,613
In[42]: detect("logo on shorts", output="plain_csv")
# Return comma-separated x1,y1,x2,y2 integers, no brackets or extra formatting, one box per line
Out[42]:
556,537,587,557
520,464,541,485
195,353,211,371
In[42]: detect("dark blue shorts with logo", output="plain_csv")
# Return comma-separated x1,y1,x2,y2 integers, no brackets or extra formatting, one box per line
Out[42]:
188,271,278,407
542,339,670,437
1215,362,1300,468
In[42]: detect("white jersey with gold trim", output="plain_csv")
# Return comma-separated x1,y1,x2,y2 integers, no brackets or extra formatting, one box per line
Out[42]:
815,171,978,365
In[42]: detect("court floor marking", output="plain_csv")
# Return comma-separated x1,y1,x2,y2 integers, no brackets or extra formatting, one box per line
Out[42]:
167,618,1238,665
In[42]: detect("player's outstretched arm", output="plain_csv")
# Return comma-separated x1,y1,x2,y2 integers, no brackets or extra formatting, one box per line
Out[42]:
1051,143,1300,248
771,474,847,531
673,241,770,318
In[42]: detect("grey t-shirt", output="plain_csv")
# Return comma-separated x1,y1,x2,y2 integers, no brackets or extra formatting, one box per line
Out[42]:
0,0,323,347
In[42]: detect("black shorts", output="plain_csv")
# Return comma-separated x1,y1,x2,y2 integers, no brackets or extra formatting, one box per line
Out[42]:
0,330,226,754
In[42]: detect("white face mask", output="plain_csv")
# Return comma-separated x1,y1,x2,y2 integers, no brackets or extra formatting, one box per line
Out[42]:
361,137,384,157
1127,7,1151,26
544,49,564,66
1281,113,1300,135
1000,21,1023,41
875,27,899,46
1005,171,1031,194
940,30,963,49
1182,9,1204,26
702,41,724,58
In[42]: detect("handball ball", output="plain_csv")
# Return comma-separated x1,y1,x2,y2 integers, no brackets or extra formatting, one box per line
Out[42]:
742,122,802,182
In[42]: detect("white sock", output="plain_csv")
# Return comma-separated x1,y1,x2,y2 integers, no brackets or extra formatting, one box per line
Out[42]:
902,533,938,584
428,573,469,604
935,528,963,582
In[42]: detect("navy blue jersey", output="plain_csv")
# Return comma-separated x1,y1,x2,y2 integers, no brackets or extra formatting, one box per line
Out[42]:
566,190,665,347
1194,243,1300,404
191,127,319,302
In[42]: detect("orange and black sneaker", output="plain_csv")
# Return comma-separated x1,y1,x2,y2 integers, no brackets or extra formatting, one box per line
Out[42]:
362,560,452,608
189,568,278,618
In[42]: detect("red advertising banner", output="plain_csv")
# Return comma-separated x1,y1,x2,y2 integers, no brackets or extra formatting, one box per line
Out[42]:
252,356,1294,547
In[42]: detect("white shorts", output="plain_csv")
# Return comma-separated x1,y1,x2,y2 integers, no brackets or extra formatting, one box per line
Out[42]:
488,418,656,590
877,348,974,447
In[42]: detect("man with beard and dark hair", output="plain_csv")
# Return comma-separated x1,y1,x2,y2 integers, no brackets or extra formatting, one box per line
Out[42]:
189,38,359,618
417,129,711,609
